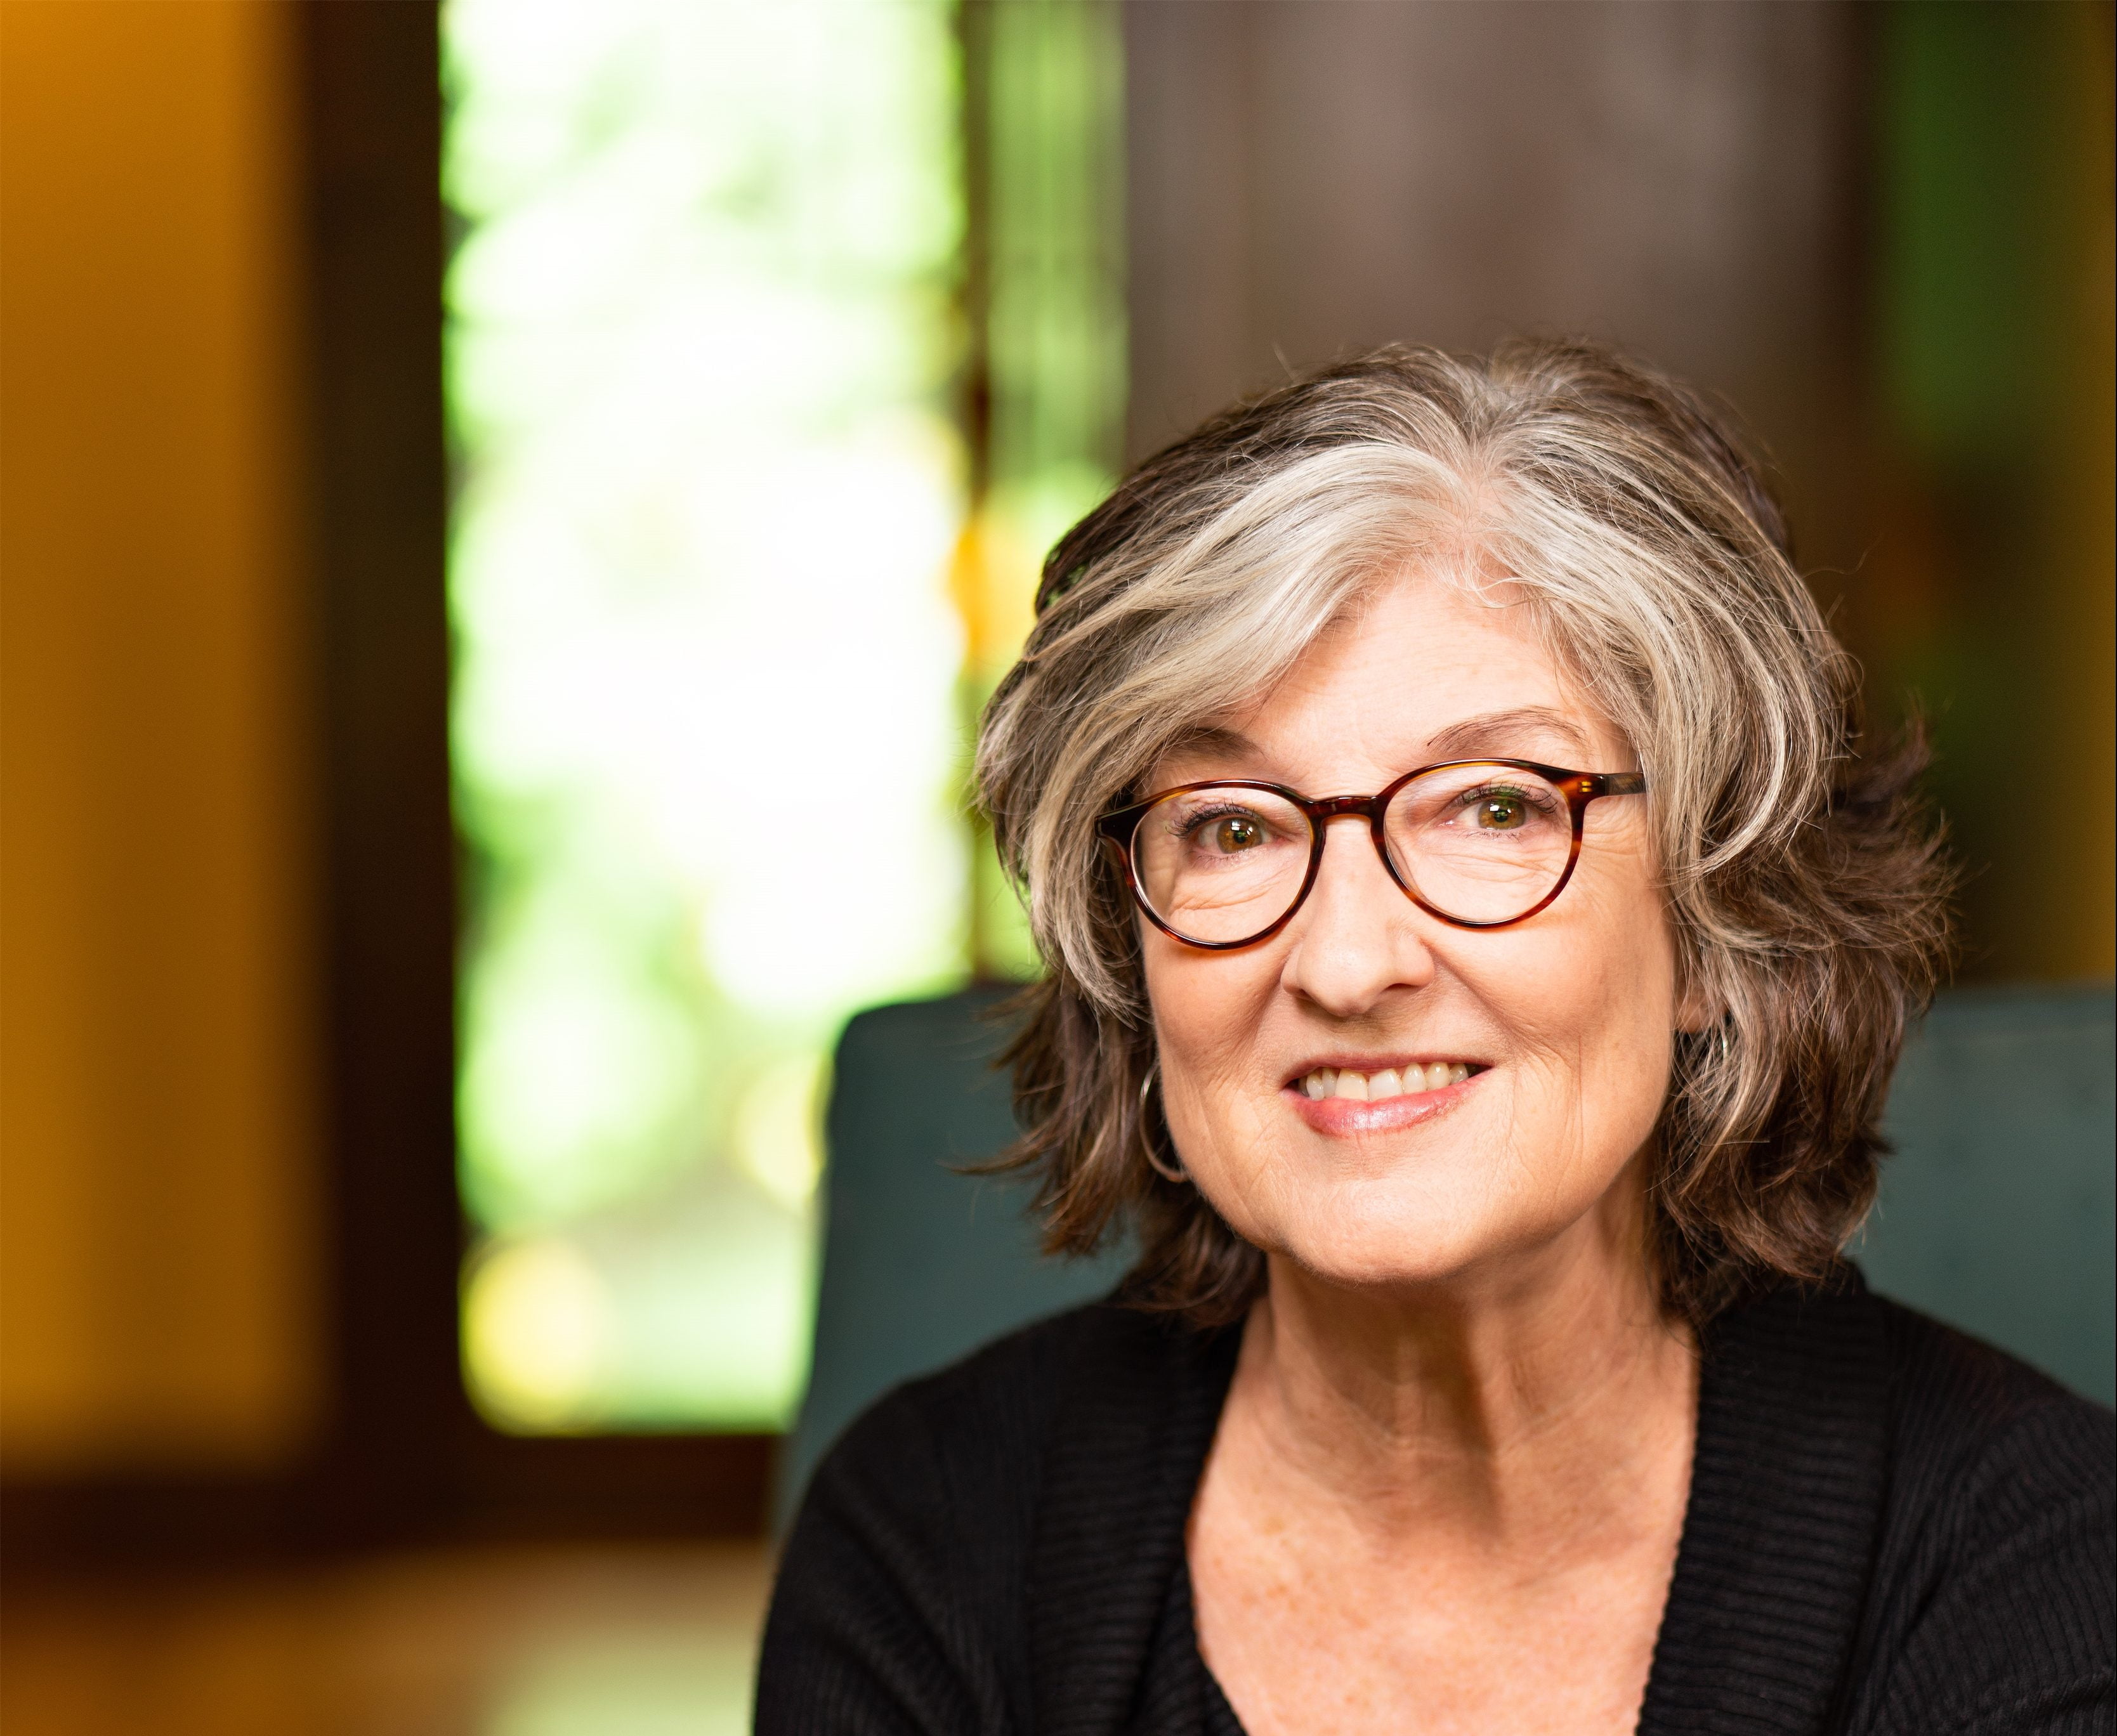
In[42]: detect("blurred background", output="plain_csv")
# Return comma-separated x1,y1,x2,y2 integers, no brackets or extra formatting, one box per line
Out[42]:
1,2,2109,1731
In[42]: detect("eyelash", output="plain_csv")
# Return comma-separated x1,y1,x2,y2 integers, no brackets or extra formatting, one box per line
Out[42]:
1170,800,1263,839
1453,782,1557,814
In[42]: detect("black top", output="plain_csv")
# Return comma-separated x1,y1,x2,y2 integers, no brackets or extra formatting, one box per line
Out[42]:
757,1270,2114,1734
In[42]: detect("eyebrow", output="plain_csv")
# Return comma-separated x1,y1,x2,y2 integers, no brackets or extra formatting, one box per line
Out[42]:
1150,705,1599,793
1158,723,1255,764
1424,706,1594,764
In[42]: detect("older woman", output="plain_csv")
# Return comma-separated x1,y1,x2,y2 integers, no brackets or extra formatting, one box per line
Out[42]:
758,344,2113,1735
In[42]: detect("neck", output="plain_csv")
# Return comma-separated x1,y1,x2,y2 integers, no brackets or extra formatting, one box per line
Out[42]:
1226,1167,1697,1557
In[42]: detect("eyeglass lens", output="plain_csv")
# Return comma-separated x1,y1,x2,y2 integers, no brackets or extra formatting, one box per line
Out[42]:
1129,766,1576,943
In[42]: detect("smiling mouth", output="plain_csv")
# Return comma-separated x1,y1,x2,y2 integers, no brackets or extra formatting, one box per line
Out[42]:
1294,1062,1482,1102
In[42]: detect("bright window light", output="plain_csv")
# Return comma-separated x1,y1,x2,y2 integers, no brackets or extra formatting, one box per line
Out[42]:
445,0,969,1431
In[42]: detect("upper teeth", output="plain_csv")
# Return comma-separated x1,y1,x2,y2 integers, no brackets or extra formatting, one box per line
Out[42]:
1301,1063,1470,1101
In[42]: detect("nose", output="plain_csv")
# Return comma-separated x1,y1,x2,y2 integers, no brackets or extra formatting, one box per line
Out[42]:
1278,813,1435,1017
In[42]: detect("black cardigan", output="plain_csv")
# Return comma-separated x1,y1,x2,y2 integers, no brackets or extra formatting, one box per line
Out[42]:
757,1271,2114,1734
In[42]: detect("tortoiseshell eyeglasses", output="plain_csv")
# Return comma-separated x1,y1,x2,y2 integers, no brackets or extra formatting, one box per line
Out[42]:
1096,760,1648,950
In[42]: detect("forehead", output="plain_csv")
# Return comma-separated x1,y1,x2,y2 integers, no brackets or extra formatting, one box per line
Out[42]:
1163,570,1617,785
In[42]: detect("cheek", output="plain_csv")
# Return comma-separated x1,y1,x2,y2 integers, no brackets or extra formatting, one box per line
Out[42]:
1478,897,1679,1163
1140,937,1278,1152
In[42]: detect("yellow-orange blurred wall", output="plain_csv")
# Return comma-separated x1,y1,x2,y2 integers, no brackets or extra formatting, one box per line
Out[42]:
1,0,320,1474
2052,23,2116,978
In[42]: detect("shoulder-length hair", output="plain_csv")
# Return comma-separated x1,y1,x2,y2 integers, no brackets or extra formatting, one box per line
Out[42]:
975,340,1950,1327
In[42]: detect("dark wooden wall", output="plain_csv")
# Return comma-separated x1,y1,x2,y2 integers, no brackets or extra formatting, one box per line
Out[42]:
1124,0,1871,583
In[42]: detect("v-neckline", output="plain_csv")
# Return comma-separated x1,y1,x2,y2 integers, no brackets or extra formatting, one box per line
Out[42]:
1026,1274,1892,1736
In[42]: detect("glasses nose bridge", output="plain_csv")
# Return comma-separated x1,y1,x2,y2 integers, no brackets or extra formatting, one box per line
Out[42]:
1301,793,1395,892
1306,792,1384,825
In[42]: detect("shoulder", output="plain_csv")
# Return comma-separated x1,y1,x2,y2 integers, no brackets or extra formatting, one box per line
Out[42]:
756,1300,1174,1735
1870,1293,2113,1569
811,1290,1216,1496
778,1296,1129,1595
1658,1279,2109,1732
1857,1293,2114,1732
1872,1293,2113,1504
806,1295,1172,1527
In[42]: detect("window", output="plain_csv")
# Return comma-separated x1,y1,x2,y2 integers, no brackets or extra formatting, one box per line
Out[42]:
443,0,1124,1433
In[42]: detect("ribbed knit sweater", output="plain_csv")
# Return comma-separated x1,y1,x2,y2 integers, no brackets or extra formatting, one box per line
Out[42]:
756,1270,2114,1734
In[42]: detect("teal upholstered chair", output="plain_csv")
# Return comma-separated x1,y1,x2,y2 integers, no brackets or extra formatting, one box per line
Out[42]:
777,982,2115,1526
775,988,1130,1529
1854,984,2114,1404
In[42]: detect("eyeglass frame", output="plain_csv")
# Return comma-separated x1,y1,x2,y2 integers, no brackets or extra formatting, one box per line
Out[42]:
1094,759,1649,949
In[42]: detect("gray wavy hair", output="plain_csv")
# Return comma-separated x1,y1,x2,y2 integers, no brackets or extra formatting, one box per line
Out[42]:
976,340,1950,1326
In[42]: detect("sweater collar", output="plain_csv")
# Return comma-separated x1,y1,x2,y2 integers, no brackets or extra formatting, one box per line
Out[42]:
1026,1274,1892,1736
1637,1268,1892,1734
1027,1305,1240,1735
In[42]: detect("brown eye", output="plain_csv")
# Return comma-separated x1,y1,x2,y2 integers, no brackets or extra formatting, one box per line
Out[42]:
1474,792,1527,830
1213,815,1264,852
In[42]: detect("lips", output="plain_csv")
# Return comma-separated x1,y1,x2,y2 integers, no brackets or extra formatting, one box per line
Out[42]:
1281,1057,1487,1133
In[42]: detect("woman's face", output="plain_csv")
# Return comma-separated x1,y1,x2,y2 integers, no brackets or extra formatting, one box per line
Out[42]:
1141,571,1682,1298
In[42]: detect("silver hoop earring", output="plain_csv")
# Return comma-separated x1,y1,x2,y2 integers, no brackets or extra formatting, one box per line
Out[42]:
1139,1066,1189,1185
1714,1024,1730,1063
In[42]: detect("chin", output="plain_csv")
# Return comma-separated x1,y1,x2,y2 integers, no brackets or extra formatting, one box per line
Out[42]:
1235,1144,1625,1299
1252,1173,1521,1294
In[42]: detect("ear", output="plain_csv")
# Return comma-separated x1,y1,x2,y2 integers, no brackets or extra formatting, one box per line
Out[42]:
1675,989,1722,1036
1673,948,1722,1036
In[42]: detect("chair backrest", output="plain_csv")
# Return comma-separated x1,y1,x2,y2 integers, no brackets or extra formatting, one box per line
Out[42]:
774,989,1131,1529
1856,982,2114,1406
779,981,2115,1525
